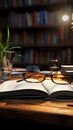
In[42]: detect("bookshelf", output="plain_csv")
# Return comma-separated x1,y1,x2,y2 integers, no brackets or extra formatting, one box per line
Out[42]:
0,0,73,70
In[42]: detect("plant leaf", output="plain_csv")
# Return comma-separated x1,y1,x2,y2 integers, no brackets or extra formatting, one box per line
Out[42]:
6,27,10,45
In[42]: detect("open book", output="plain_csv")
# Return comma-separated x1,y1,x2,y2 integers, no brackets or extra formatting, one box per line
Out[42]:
0,79,73,99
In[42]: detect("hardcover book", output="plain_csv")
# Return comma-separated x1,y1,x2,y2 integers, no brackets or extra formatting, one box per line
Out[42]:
0,79,73,99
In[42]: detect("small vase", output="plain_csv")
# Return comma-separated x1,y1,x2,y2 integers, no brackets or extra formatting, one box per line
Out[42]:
0,67,3,82
0,51,15,82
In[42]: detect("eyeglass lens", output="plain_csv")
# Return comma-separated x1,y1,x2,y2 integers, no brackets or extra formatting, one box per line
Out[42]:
52,74,73,84
23,72,45,83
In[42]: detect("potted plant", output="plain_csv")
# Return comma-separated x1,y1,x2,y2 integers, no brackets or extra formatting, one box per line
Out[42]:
0,27,22,81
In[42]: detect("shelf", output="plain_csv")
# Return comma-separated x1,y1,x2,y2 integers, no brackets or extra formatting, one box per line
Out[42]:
0,0,73,70
20,44,73,48
0,1,73,12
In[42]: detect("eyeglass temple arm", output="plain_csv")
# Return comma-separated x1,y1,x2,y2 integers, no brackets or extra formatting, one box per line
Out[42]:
17,74,30,82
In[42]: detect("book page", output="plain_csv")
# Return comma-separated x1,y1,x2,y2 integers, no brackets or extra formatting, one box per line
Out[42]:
42,79,73,98
0,80,48,94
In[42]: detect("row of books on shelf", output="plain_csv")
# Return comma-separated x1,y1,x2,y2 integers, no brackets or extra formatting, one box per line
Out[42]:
0,0,68,8
10,30,71,46
8,11,58,27
13,49,68,65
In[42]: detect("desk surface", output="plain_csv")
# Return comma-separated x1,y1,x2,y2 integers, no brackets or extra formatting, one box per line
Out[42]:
0,74,73,128
0,99,73,128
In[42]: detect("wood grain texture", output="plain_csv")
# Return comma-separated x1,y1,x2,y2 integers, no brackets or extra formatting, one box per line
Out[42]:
0,99,73,128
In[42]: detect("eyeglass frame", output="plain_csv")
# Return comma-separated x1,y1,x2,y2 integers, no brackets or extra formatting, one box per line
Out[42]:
17,71,73,85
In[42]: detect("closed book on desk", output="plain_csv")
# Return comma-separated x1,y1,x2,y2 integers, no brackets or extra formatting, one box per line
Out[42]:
0,79,73,99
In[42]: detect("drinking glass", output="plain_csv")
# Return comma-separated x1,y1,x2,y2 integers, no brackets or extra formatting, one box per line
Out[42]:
49,59,60,74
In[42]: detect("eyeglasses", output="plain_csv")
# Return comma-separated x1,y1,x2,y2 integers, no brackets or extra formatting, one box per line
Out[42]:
17,72,73,85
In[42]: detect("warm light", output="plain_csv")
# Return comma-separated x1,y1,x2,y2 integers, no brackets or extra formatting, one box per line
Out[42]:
54,74,65,78
72,13,73,21
62,14,69,21
71,13,73,29
71,21,73,29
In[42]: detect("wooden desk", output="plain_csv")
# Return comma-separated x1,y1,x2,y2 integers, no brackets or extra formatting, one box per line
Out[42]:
0,75,73,129
0,99,73,129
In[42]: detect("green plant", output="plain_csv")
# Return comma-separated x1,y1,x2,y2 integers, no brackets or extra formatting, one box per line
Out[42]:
0,27,21,51
0,27,22,68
